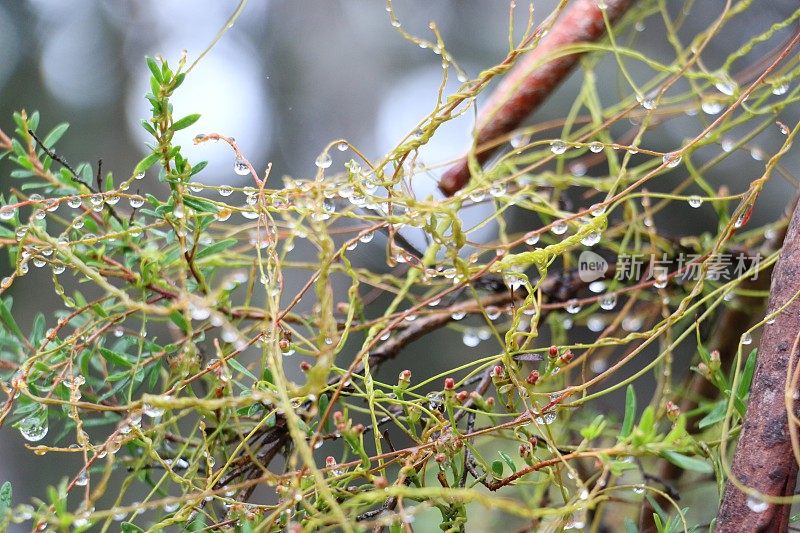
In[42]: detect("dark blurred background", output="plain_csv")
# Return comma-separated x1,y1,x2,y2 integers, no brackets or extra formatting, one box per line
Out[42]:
1,1,799,529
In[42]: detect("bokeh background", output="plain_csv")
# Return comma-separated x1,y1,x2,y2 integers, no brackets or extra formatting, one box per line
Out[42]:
1,1,799,530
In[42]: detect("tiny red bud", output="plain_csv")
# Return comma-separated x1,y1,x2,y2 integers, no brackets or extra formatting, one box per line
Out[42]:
325,456,336,467
526,370,540,385
528,436,538,448
665,400,680,420
373,476,389,489
434,453,447,463
299,361,311,371
444,377,455,390
456,390,469,403
519,444,530,456
486,396,496,407
333,411,344,423
352,423,365,434
560,350,574,364
549,345,559,358
278,338,291,351
492,365,504,378
399,369,412,381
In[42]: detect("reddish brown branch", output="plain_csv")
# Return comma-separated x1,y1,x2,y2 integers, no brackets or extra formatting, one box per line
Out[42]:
438,0,635,197
716,203,800,531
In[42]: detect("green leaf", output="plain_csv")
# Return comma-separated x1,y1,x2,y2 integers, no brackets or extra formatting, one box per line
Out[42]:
42,123,69,149
621,385,636,438
195,238,238,260
319,394,330,432
491,460,503,477
0,298,25,342
172,114,201,131
736,348,758,400
698,400,727,429
146,56,162,83
99,347,133,368
182,196,219,214
189,160,208,177
121,522,145,533
660,451,713,473
227,358,258,381
169,310,188,333
0,481,11,518
133,153,160,177
498,450,516,473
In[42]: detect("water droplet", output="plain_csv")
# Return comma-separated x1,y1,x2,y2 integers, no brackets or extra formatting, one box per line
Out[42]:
701,100,723,115
632,485,645,494
451,310,466,320
552,220,568,235
566,299,581,314
75,470,89,486
741,332,752,345
214,208,232,222
746,495,768,513
143,402,165,418
234,158,249,176
337,141,348,151
589,281,606,293
587,315,605,332
173,204,184,219
106,195,120,206
589,141,603,153
241,209,260,220
580,230,601,247
486,306,502,320
622,316,642,331
570,162,587,176
772,83,789,96
359,232,374,243
52,264,65,275
525,233,540,245
129,196,145,208
779,123,790,135
688,195,703,208
590,204,606,217
637,95,656,110
18,412,48,442
654,274,668,289
550,140,567,154
489,183,506,197
599,293,617,310
662,152,682,168
89,194,103,206
750,148,765,161
714,75,737,96
462,328,480,347
135,171,145,180
595,0,607,10
315,152,332,169
535,411,557,425
721,138,735,152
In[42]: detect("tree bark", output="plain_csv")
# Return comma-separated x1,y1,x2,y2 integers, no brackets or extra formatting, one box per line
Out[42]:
716,204,800,531
438,0,634,197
